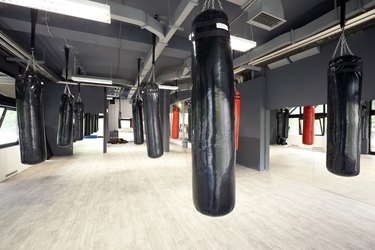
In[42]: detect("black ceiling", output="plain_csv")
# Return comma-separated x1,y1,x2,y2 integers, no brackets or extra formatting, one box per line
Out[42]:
0,0,336,83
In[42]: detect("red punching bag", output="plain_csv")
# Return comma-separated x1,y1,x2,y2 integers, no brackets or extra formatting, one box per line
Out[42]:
234,90,240,151
303,106,315,145
171,106,180,139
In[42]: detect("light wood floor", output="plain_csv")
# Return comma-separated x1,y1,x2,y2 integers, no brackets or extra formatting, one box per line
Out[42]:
1,141,375,250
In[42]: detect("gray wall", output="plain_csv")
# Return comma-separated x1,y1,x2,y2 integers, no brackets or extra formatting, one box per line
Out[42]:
267,27,375,110
236,27,375,170
43,82,105,156
236,77,269,171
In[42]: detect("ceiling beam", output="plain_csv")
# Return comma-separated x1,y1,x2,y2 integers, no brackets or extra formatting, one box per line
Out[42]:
137,0,199,83
0,17,190,59
109,1,165,40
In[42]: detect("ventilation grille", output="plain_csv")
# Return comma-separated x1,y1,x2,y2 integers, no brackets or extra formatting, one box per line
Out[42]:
247,11,286,31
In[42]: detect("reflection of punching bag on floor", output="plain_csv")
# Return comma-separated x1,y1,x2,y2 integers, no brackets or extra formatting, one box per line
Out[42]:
171,106,180,139
234,90,240,151
302,106,315,145
74,83,84,141
276,109,289,145
191,6,235,216
326,1,362,177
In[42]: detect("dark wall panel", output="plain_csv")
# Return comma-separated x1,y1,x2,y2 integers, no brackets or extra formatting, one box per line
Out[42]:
43,82,105,156
267,27,375,110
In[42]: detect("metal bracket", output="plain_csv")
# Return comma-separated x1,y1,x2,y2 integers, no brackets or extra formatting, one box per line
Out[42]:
6,57,44,64
239,64,262,72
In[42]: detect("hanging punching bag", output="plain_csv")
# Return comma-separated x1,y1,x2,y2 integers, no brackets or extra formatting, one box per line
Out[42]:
282,109,289,139
302,106,315,145
234,90,240,151
191,8,235,216
171,106,180,139
142,82,163,158
187,104,192,143
16,69,47,164
15,9,47,165
327,55,362,176
132,96,144,145
57,87,75,147
276,109,283,145
84,113,90,136
73,100,84,141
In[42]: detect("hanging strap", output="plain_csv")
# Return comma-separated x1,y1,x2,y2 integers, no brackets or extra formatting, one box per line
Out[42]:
151,16,157,84
64,46,70,80
77,83,82,102
25,9,38,73
340,0,346,29
30,9,38,52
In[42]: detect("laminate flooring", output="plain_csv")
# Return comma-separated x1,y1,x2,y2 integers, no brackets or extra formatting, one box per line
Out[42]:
1,141,375,250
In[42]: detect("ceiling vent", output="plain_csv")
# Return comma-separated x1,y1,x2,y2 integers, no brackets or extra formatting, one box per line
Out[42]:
246,0,286,31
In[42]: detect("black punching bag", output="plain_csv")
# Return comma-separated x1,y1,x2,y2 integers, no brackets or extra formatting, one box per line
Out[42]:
15,69,47,164
327,55,362,176
132,95,144,144
276,109,283,145
282,109,289,139
84,113,90,136
191,9,235,216
142,82,163,158
73,101,84,141
57,87,74,147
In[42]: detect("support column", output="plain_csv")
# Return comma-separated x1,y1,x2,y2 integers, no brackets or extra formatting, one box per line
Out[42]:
160,89,170,152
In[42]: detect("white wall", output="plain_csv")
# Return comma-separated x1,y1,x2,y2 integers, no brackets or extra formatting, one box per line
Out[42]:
0,145,31,182
108,99,132,132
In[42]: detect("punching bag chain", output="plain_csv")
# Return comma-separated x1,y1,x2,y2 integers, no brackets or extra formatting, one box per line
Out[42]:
202,0,223,12
332,1,353,58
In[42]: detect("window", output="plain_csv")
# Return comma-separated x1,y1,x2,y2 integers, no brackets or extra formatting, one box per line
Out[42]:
0,107,18,147
288,105,327,136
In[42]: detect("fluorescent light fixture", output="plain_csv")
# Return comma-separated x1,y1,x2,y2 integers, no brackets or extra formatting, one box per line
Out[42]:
0,0,111,23
230,35,257,52
267,58,290,70
158,85,179,90
190,22,256,52
289,47,320,62
71,76,113,85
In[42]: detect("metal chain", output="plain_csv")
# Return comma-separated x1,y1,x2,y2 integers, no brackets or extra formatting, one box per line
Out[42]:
217,0,223,10
25,51,36,72
332,28,353,58
64,84,72,95
202,0,208,12
202,0,223,11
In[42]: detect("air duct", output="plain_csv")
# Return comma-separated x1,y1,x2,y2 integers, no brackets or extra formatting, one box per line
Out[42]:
246,0,286,31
